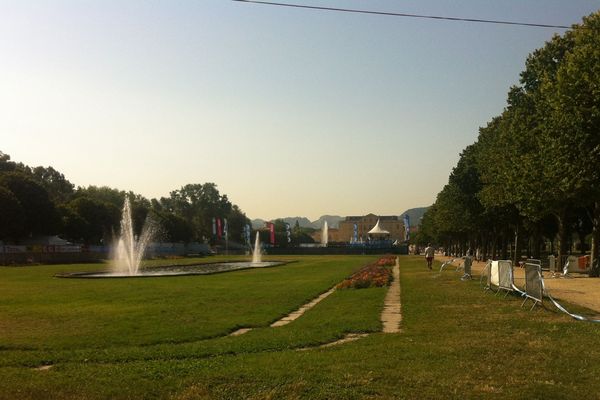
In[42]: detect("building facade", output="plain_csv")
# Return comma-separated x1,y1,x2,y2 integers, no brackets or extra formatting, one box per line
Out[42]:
338,214,405,243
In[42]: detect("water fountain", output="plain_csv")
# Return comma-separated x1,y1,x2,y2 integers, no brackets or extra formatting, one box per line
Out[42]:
112,197,155,276
321,221,328,247
251,232,262,265
57,208,284,279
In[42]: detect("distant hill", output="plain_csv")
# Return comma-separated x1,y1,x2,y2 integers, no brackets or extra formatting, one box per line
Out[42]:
310,215,343,229
280,217,313,229
251,215,343,230
251,219,267,230
399,207,430,226
252,211,428,230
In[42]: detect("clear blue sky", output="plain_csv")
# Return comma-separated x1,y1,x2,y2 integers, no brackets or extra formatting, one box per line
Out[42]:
1,1,598,220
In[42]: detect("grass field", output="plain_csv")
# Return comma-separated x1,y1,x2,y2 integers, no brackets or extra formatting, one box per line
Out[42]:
1,255,599,399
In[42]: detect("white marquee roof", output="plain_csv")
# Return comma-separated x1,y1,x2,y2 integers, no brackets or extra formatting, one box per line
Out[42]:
368,219,390,235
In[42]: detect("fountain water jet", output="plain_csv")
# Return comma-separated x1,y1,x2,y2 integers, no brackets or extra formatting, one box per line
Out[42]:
251,232,262,265
57,206,284,278
113,197,155,275
321,221,328,247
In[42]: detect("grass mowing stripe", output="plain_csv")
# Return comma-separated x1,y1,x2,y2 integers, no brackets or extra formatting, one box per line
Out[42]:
3,256,599,399
0,285,386,367
0,256,374,350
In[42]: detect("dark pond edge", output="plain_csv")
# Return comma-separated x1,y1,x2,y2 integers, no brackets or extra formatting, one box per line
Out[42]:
55,260,295,279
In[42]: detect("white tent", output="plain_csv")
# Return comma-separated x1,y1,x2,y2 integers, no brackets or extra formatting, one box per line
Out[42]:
368,219,389,235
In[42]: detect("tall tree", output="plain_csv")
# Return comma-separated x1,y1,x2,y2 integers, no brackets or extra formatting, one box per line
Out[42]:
32,166,74,205
546,13,600,274
63,197,120,244
0,187,25,241
0,172,60,238
165,183,246,242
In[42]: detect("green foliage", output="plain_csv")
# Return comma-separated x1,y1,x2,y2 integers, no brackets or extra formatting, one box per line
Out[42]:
0,172,60,237
61,197,120,244
31,166,74,205
159,183,249,243
423,12,600,264
0,186,25,240
0,151,250,245
150,210,194,243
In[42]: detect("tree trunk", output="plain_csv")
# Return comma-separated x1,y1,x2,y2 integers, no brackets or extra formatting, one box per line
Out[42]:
590,201,600,277
501,232,508,260
577,231,586,254
533,226,542,259
556,209,569,268
513,225,521,265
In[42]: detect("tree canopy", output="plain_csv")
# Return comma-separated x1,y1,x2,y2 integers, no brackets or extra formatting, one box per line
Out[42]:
420,11,600,275
0,154,250,246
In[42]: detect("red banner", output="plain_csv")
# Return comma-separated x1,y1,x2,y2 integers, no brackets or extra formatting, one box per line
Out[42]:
269,222,275,245
217,218,222,239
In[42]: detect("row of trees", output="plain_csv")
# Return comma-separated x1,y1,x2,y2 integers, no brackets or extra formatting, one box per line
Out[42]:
0,152,250,245
415,12,600,275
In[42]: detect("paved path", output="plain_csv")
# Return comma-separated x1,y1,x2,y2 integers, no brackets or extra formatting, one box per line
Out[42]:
381,258,402,333
271,286,336,327
232,258,405,341
230,286,337,336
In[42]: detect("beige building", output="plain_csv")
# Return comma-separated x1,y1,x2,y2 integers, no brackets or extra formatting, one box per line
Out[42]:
310,214,406,244
311,228,342,244
338,214,405,243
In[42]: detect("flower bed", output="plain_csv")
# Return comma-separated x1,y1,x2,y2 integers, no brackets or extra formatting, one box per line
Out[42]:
376,256,397,267
337,257,395,289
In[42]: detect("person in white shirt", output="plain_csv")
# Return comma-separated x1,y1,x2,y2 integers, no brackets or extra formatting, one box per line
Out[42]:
424,243,435,270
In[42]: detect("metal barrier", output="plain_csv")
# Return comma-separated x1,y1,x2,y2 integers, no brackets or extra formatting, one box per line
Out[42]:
497,260,515,296
522,261,543,310
562,255,591,276
469,256,600,322
438,257,472,280
548,255,557,277
461,256,472,280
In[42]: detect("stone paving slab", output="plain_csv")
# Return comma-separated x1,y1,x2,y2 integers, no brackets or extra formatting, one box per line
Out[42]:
271,287,336,327
381,258,401,333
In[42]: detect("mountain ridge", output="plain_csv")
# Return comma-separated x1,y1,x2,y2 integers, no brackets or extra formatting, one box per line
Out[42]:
250,207,429,229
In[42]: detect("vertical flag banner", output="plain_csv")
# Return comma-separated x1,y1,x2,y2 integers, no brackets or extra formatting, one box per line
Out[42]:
269,222,275,245
212,218,216,236
223,218,228,240
244,224,251,244
217,218,222,240
285,223,291,243
403,214,410,241
353,223,358,243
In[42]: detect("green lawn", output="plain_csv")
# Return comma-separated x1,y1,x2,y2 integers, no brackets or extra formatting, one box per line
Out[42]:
1,255,599,399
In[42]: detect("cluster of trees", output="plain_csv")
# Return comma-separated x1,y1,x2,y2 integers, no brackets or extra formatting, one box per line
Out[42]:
259,219,316,246
415,12,600,275
0,152,250,245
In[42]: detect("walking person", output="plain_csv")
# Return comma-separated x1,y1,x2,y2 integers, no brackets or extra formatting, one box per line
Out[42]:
424,243,435,270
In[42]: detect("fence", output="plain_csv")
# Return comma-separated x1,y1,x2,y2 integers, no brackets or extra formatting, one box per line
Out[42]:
0,242,212,265
522,261,543,310
562,255,591,275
